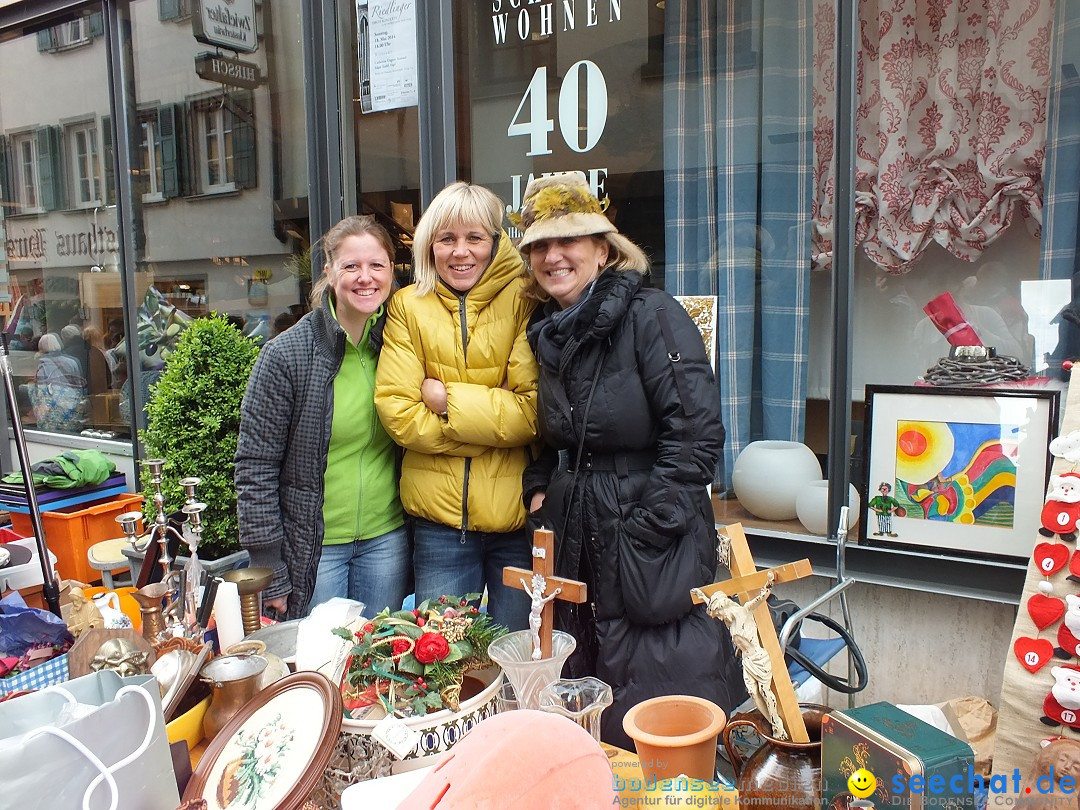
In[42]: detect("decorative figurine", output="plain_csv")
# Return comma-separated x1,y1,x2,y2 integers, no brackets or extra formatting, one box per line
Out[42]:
868,482,903,537
66,585,104,637
90,637,150,677
693,571,787,740
520,573,561,661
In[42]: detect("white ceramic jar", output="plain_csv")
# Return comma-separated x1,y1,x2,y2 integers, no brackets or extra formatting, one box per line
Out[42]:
731,440,822,520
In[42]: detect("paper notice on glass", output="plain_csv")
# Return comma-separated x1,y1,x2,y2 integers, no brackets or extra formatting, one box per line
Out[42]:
357,0,418,114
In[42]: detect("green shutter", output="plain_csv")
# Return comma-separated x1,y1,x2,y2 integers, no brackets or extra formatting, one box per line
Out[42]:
36,126,63,211
158,0,182,21
158,105,180,198
0,135,13,216
88,12,104,38
230,92,256,190
102,115,115,205
36,30,52,51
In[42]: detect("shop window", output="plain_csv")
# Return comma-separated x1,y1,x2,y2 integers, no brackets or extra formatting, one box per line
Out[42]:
67,122,102,208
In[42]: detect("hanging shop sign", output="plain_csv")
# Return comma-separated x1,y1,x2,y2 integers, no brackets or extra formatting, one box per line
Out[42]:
192,0,258,54
465,0,660,234
195,52,262,89
356,0,418,113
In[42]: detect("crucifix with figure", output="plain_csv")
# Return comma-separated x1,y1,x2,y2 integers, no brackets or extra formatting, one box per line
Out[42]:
503,527,587,659
692,522,813,743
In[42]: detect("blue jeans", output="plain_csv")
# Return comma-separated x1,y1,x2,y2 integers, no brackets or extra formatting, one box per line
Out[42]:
310,526,410,615
412,518,531,632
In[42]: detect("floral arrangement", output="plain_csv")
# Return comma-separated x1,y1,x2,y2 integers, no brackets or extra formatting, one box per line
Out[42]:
332,594,506,719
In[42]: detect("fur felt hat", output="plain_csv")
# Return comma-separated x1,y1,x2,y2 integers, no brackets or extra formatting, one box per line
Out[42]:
510,171,616,249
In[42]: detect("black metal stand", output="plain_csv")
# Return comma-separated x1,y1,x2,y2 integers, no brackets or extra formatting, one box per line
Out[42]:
0,334,62,616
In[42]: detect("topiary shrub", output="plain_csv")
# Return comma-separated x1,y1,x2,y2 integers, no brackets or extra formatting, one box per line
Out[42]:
140,314,259,559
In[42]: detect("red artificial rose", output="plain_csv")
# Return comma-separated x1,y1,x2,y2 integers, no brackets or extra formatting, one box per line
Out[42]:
391,638,411,657
413,632,451,664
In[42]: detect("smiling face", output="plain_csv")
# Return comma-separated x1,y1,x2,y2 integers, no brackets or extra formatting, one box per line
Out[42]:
527,235,609,309
432,222,495,293
328,233,394,318
847,769,877,799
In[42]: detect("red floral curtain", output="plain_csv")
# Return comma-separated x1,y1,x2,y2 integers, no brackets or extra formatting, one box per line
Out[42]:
813,0,1052,273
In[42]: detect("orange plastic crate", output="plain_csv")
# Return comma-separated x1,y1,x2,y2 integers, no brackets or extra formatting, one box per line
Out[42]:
8,492,144,584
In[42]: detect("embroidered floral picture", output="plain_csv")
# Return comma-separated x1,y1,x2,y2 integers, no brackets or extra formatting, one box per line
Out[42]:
673,295,717,371
203,688,326,810
215,714,293,808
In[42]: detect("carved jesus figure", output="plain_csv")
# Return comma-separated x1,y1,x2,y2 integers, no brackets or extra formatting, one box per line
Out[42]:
692,571,788,740
521,573,561,660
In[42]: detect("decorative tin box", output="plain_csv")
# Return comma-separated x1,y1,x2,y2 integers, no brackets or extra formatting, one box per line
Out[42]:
822,702,975,810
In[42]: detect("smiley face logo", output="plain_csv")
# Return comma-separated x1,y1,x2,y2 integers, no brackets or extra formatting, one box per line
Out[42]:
848,768,877,799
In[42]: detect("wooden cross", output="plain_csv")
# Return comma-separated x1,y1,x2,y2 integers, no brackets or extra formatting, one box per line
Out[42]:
692,522,813,743
502,527,587,658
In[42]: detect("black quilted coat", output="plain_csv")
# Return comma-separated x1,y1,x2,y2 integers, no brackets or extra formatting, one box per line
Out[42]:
523,269,747,749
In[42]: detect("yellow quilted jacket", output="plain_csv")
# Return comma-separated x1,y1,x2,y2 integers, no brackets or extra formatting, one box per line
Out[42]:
374,233,538,532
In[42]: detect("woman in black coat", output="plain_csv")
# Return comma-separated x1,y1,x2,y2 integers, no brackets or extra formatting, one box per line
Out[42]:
516,172,746,749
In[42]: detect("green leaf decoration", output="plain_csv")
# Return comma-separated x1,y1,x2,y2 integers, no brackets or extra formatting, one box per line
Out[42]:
396,655,424,675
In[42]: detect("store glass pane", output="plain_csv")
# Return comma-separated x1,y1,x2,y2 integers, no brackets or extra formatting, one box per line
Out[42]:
345,1,421,282
848,3,1075,405
453,2,828,501
122,0,311,433
0,9,122,438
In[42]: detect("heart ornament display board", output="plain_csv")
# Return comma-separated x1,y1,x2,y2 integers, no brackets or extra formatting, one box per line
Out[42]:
994,383,1080,779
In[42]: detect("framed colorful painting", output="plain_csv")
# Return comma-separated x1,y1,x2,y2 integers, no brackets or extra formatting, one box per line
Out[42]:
861,385,1061,560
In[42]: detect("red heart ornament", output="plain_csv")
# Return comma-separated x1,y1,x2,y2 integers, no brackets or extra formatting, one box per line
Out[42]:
1035,543,1070,576
1029,594,1066,630
1015,637,1055,673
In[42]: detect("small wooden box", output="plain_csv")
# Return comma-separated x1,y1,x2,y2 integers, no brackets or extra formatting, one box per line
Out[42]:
822,702,975,810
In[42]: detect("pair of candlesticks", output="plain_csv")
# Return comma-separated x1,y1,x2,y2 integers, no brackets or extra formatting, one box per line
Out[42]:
115,459,272,643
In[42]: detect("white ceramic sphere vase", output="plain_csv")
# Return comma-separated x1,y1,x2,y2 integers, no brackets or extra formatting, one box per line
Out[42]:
731,441,823,520
794,480,862,536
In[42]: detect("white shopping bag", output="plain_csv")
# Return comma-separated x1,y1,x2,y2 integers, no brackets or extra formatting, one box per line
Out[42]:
0,670,180,810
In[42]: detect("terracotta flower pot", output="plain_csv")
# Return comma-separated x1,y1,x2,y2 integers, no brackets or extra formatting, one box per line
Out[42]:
622,694,728,782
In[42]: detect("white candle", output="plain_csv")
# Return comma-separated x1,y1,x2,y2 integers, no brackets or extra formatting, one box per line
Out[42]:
213,579,245,651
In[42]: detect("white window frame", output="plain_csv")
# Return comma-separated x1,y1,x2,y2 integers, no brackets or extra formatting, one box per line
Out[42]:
68,121,101,207
12,133,41,213
55,17,90,50
138,115,165,202
198,103,235,193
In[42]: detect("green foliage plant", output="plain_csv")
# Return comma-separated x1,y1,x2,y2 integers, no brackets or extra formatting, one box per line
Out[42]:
140,314,259,558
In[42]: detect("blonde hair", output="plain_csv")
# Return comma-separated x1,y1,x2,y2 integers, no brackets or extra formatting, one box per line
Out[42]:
411,182,504,296
520,231,649,302
309,215,396,310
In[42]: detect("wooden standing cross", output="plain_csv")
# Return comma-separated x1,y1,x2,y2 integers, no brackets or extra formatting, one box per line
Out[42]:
503,528,587,658
692,522,813,743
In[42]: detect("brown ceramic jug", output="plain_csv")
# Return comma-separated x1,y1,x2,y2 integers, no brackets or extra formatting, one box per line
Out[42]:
721,703,827,810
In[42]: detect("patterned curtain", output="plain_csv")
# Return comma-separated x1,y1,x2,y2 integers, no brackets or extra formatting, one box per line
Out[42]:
814,0,1052,273
665,0,814,487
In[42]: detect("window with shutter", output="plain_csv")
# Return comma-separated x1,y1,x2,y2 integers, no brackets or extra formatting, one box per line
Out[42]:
231,92,257,190
158,0,184,22
68,121,102,207
35,126,63,211
0,135,13,217
102,115,115,206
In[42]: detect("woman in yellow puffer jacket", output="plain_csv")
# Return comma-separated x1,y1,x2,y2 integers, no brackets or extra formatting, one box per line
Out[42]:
374,182,538,631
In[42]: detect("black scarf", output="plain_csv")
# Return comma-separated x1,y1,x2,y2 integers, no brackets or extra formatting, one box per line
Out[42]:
531,279,598,369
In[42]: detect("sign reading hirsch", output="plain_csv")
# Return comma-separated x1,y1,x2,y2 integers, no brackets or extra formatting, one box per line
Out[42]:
195,52,261,89
193,0,258,54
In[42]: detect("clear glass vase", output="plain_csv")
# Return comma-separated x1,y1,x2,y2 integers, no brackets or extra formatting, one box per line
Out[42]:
537,676,613,744
487,630,576,710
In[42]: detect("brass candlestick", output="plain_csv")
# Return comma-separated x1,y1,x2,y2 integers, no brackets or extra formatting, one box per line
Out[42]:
221,567,274,636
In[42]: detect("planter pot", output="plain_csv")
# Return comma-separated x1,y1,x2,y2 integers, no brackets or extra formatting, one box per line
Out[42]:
732,441,822,520
794,481,862,536
622,694,728,783
317,666,503,801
